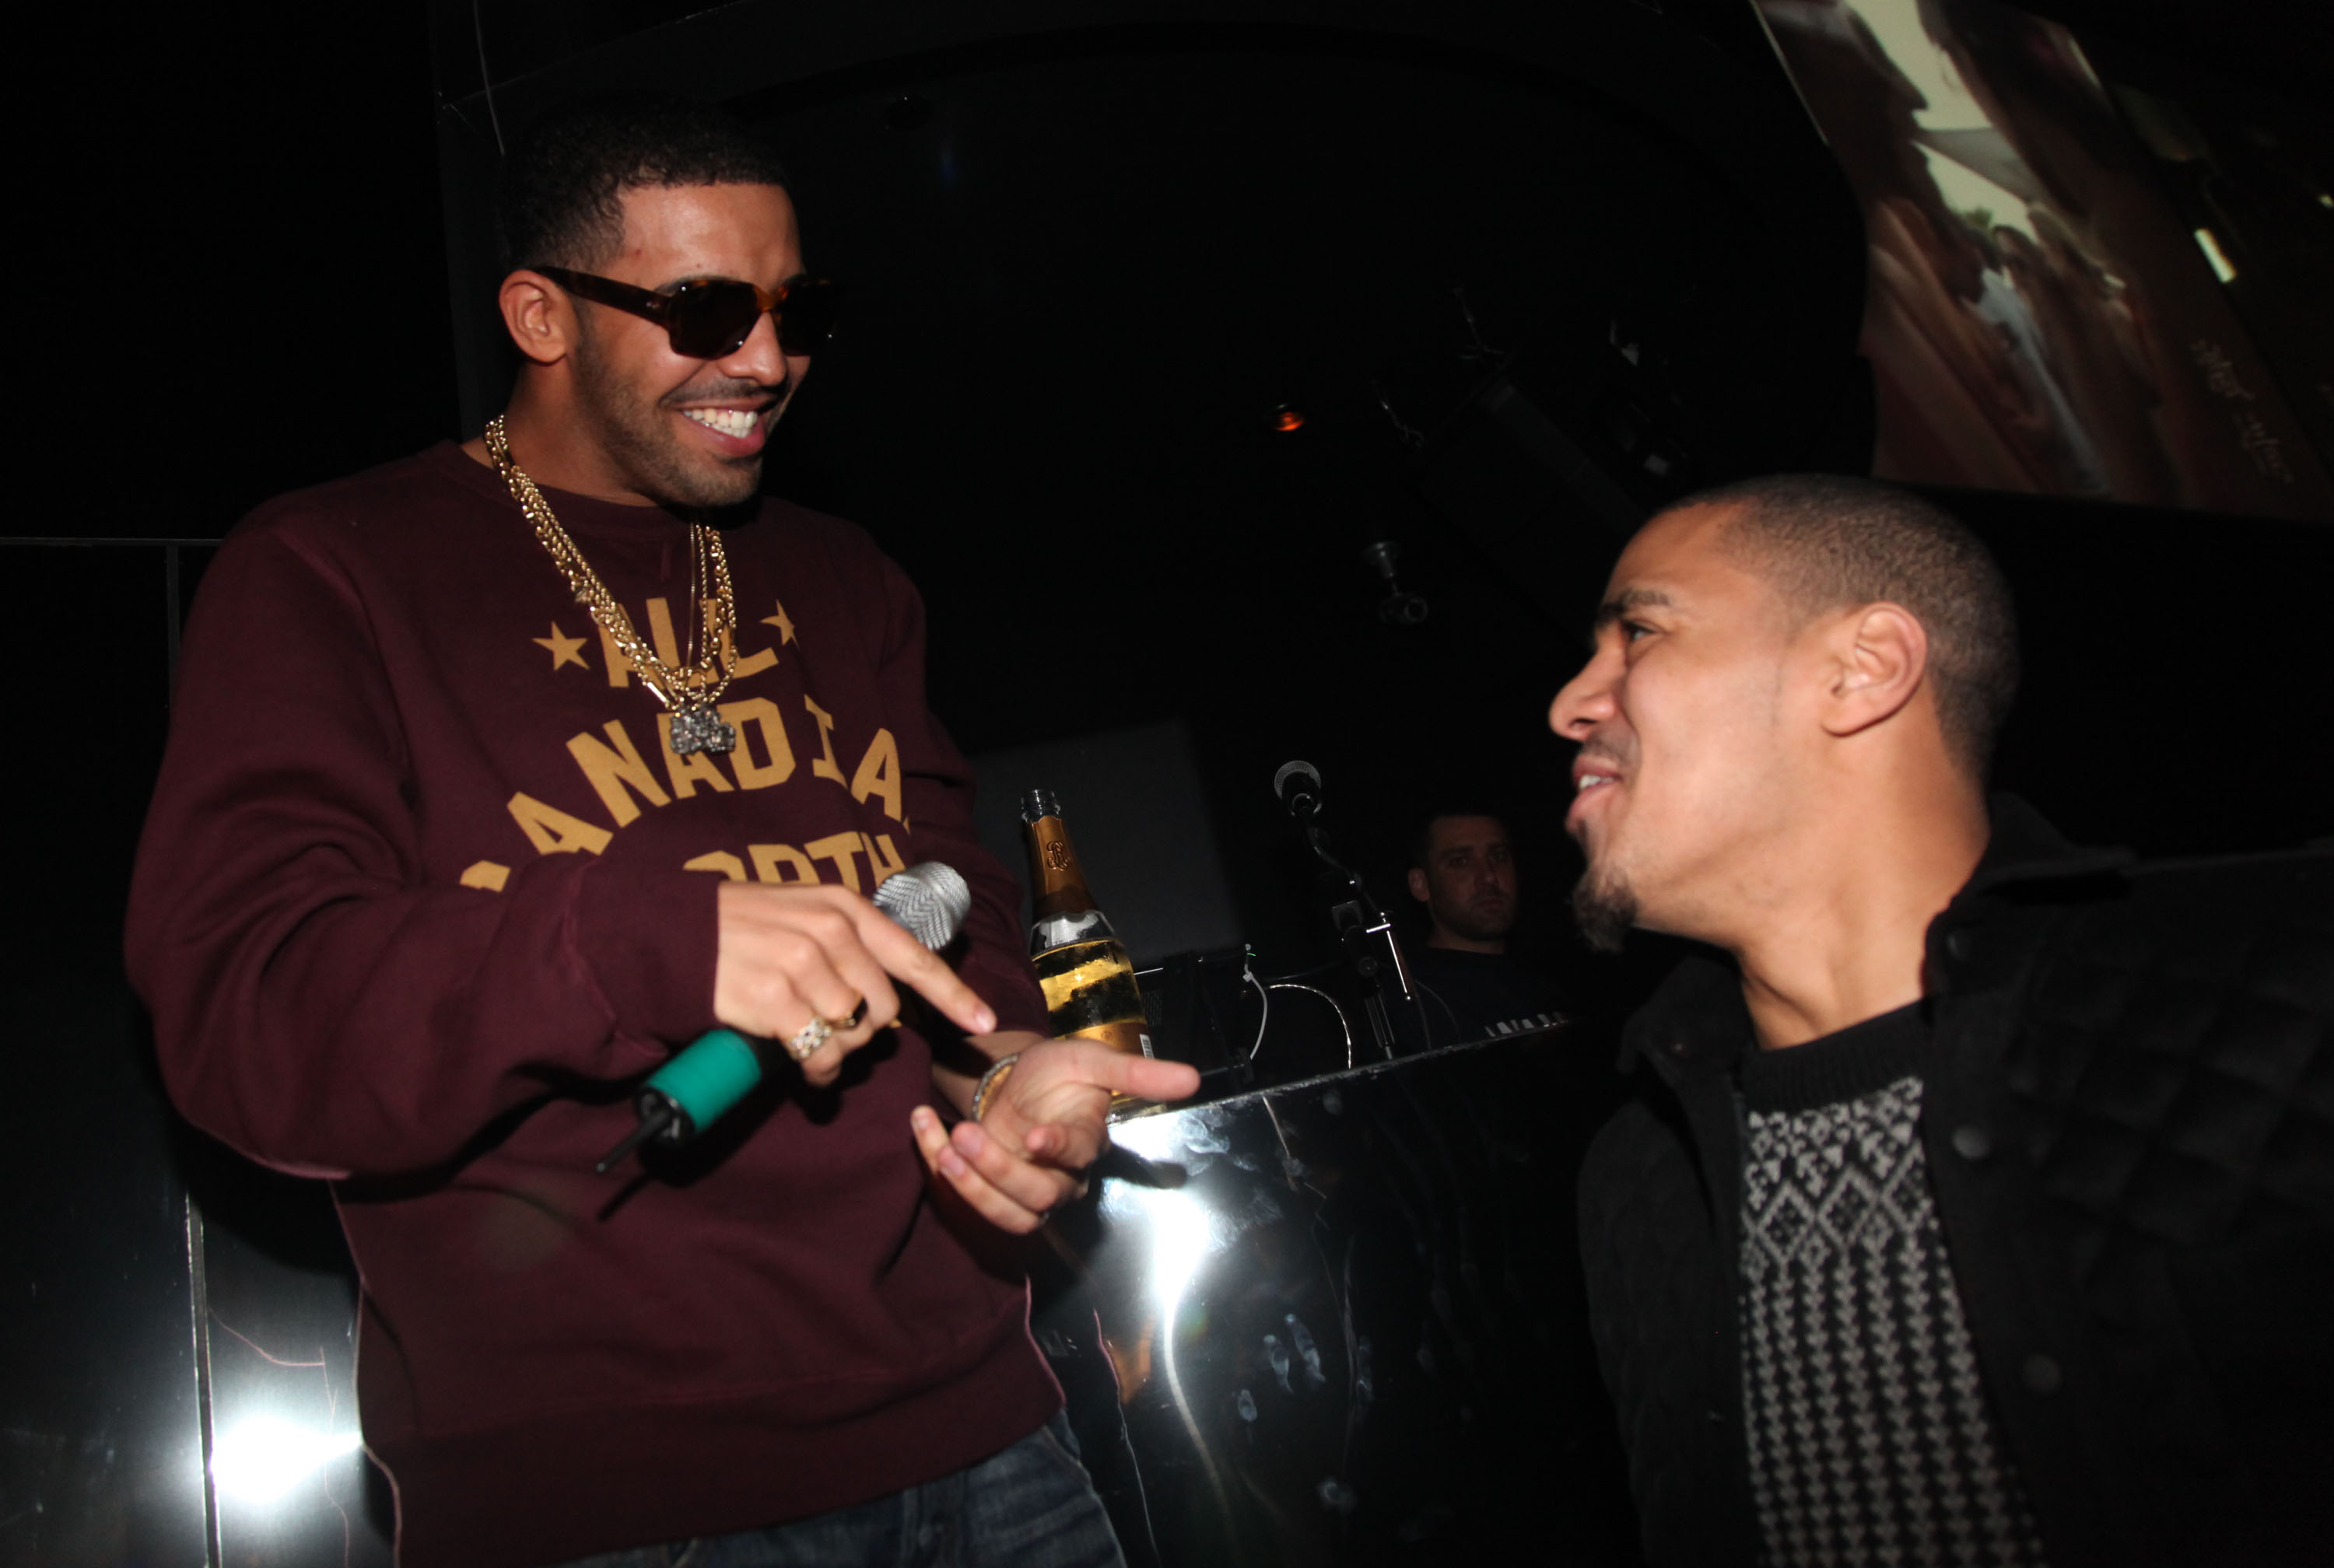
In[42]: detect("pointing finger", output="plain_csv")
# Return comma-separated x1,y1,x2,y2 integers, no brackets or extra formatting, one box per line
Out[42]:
1047,1043,1200,1103
850,901,997,1035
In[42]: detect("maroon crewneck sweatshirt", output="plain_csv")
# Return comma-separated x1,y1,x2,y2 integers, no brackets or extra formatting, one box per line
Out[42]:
125,443,1059,1566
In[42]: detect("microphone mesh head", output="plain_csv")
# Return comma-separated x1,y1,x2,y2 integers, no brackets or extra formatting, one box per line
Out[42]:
1273,759,1321,800
873,862,973,950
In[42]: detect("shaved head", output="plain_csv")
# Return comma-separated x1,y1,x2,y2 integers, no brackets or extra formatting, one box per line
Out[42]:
1677,475,2019,779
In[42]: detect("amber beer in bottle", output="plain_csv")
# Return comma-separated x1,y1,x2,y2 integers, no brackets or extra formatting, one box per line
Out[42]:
1021,788,1153,1062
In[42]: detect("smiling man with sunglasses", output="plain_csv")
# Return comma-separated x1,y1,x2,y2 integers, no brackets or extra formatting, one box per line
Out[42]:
471,182,838,513
471,151,821,509
128,94,1190,1568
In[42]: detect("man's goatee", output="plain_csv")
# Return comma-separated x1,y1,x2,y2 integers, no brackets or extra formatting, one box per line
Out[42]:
1573,868,1638,954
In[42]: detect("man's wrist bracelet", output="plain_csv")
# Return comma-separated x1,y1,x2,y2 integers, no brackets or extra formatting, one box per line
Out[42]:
970,1054,1020,1123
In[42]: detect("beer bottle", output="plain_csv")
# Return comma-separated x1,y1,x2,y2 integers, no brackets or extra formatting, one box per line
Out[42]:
1022,788,1153,1060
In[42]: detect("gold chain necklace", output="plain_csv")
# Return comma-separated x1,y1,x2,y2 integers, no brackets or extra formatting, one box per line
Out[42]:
485,414,741,755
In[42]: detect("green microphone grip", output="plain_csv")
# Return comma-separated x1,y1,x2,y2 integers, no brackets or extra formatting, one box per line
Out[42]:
591,1031,766,1174
647,1027,766,1132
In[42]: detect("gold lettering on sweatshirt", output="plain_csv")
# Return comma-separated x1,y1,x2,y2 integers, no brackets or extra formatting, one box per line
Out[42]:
644,597,685,667
566,721,670,828
491,629,909,873
849,728,904,823
583,597,773,691
751,843,818,884
804,831,864,891
727,622,778,681
717,698,796,788
594,620,632,689
803,697,847,784
506,792,613,856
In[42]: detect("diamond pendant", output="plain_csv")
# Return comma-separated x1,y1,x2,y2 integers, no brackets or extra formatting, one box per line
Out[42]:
669,707,738,756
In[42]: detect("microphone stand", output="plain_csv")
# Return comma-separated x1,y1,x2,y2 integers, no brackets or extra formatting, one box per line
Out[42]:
1286,798,1420,1060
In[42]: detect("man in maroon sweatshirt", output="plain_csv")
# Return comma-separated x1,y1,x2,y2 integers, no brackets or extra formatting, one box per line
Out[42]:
125,96,1195,1568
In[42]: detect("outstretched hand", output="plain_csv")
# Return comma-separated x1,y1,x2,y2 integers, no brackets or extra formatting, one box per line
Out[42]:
910,1037,1200,1234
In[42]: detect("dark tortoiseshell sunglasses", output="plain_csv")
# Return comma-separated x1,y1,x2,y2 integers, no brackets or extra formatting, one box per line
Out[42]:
534,267,840,358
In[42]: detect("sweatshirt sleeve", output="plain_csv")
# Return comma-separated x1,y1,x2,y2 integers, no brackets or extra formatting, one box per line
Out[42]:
862,549,1049,1039
124,519,719,1181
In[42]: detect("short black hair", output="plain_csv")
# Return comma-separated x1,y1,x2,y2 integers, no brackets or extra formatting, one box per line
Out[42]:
1410,808,1511,873
496,93,791,273
1675,474,2020,778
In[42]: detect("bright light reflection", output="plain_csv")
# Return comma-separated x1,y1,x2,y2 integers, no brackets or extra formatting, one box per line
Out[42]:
1106,1109,1239,1515
1142,1189,1221,1309
1109,1112,1185,1163
1105,1113,1227,1310
2192,227,2238,285
211,1416,363,1507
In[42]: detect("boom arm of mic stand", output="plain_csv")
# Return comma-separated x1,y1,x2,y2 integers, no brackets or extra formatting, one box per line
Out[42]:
1289,813,1418,1058
1298,814,1365,899
1297,817,1412,996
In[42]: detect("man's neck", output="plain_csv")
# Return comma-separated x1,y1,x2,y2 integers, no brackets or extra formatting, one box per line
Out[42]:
1427,929,1505,957
460,383,661,506
1728,784,1988,1051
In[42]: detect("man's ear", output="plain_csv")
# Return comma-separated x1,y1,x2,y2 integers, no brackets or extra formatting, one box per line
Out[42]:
1821,602,1929,738
1407,867,1430,905
498,271,575,368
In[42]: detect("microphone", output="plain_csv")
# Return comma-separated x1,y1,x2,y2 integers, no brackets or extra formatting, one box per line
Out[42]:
1274,760,1323,824
594,861,973,1172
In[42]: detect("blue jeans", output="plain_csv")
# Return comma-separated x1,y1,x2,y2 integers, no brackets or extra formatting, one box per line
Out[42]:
555,1412,1125,1568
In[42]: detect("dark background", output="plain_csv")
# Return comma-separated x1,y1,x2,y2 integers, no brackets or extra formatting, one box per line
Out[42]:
22,0,2329,961
4,2,2326,1564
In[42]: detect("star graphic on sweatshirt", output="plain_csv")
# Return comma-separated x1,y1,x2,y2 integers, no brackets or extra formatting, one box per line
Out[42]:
762,599,798,646
534,622,590,671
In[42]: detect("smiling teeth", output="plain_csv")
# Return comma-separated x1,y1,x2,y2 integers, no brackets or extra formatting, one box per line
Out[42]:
683,408,757,438
1577,774,1615,792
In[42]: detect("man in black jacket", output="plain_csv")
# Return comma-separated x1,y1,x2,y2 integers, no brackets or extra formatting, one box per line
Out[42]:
1551,474,2332,1567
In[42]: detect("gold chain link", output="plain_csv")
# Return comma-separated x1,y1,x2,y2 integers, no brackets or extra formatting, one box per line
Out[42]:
484,415,739,717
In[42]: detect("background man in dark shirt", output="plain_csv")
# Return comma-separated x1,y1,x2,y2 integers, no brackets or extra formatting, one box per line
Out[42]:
1404,810,1567,1043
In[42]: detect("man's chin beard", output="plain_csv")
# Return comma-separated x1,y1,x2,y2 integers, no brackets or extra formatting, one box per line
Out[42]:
619,415,762,511
661,461,762,515
574,335,765,509
1572,864,1639,954
1442,906,1514,945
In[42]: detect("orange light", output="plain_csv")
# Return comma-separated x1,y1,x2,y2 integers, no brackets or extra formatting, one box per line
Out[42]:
1271,405,1305,432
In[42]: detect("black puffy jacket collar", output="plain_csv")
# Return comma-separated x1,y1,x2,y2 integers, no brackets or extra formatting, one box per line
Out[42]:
1956,793,2134,901
1623,795,2134,1085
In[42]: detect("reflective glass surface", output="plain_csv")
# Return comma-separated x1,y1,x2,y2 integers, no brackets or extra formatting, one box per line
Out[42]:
1034,1026,1641,1565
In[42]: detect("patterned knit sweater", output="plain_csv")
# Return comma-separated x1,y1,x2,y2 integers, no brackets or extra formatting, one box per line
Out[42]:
1736,1004,2048,1568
